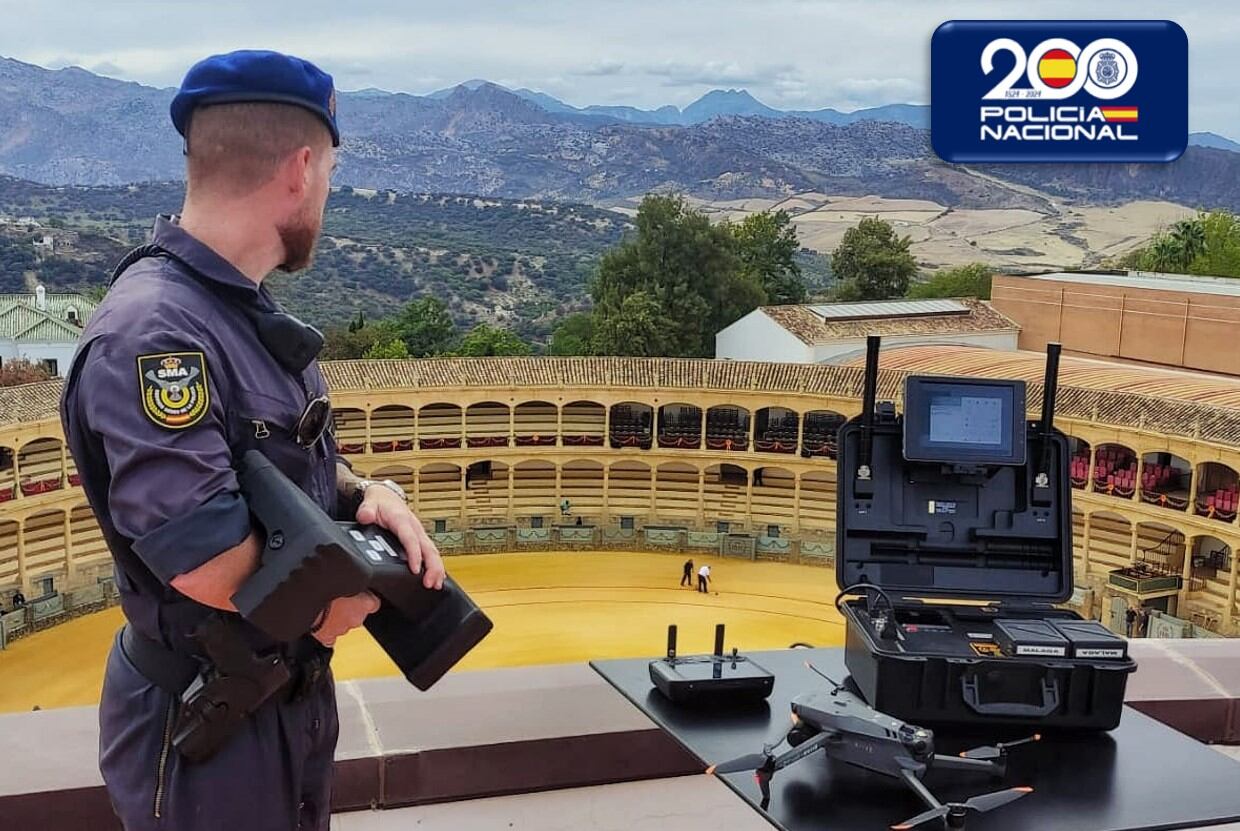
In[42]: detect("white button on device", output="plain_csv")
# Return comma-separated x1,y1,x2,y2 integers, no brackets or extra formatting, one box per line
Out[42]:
376,534,400,560
349,530,366,542
365,549,382,563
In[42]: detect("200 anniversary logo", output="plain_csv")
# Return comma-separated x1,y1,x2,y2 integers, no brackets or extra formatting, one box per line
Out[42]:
932,21,1186,163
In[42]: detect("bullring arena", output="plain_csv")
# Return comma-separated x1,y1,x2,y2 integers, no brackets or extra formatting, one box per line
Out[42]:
2,352,1239,715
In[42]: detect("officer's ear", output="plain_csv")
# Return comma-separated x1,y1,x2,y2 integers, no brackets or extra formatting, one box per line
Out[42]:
278,146,314,200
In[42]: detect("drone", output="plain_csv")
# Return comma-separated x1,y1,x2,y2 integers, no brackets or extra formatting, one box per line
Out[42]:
706,664,1038,830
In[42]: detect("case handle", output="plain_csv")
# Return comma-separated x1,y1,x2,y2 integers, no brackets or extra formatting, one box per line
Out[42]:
960,674,1060,717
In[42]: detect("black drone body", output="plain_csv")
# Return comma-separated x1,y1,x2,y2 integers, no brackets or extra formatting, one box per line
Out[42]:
707,666,1037,830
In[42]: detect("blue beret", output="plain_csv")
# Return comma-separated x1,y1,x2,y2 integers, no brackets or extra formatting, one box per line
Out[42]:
171,50,340,146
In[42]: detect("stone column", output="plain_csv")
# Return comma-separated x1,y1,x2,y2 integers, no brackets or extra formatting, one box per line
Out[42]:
793,475,802,535
1081,512,1092,577
15,520,27,593
1187,463,1200,514
697,470,706,528
507,466,515,525
601,464,611,524
63,511,76,586
1226,549,1239,629
555,466,563,516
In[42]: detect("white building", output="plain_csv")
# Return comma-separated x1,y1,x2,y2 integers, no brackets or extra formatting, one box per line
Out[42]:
0,285,98,377
715,298,1020,364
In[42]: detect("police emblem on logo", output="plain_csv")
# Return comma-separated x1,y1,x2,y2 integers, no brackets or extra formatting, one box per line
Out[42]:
137,352,210,429
1088,49,1126,88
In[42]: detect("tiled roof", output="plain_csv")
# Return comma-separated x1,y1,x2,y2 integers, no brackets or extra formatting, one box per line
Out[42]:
0,378,65,427
4,355,1240,449
759,298,1018,345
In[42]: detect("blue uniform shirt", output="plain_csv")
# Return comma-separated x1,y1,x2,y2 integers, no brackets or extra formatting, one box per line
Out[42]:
60,216,338,655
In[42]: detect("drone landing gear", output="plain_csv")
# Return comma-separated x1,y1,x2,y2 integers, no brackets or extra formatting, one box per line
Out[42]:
707,726,837,811
892,768,1032,830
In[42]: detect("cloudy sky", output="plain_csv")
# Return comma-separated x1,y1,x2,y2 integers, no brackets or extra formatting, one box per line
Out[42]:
3,0,1236,136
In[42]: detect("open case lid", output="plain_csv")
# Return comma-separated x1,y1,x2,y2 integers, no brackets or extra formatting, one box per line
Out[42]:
834,338,1074,604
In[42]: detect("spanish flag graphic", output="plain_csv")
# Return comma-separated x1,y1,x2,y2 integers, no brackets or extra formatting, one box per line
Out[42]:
1037,49,1077,88
1101,107,1139,122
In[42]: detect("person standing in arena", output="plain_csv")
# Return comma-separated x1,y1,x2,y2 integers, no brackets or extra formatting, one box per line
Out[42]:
697,563,712,593
681,557,694,588
59,51,445,830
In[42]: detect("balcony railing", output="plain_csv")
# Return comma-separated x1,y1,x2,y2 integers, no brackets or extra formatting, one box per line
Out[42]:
1109,564,1183,595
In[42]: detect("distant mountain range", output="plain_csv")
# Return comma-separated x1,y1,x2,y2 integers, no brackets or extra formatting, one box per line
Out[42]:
1,56,1238,210
424,79,932,128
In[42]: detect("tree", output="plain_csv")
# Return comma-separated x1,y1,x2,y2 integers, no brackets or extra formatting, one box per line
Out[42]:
1171,217,1207,263
730,210,806,305
454,323,532,357
1186,211,1240,277
831,216,917,300
0,358,52,387
392,296,457,357
362,337,410,359
321,319,405,360
591,194,762,357
549,312,595,356
590,290,673,357
907,263,992,299
1125,211,1240,278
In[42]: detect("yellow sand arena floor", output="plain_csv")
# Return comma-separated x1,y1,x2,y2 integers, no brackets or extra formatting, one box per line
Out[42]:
0,551,845,713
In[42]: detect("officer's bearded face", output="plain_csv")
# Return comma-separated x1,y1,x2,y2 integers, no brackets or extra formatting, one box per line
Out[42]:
276,150,331,273
276,200,321,273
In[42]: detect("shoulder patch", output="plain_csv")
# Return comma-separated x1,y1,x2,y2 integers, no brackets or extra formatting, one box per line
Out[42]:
137,352,210,430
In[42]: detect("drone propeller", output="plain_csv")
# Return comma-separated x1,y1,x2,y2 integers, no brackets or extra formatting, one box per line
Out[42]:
958,734,1041,761
707,741,782,808
706,752,773,776
890,786,1032,830
705,737,781,777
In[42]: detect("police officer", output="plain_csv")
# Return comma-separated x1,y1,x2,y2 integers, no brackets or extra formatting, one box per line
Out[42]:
59,50,446,830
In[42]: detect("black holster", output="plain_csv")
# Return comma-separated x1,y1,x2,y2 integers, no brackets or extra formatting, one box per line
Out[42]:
120,618,315,764
169,615,296,763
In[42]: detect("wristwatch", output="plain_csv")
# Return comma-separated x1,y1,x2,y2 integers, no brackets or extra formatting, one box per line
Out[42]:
355,478,407,504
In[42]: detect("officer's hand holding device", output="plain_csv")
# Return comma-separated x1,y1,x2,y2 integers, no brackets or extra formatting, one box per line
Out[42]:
351,475,446,590
231,450,491,683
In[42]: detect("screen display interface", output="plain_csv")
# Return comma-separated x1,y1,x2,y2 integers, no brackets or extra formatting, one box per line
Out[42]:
929,393,1005,447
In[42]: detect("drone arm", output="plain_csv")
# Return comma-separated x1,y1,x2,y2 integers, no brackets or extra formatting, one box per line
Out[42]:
932,754,1003,776
768,729,837,773
898,768,943,813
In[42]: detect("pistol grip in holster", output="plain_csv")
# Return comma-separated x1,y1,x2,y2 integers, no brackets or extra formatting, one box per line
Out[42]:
170,616,293,763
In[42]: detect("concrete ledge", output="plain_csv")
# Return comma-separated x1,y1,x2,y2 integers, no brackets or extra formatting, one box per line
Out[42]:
1126,640,1240,742
331,776,774,830
4,642,1240,829
0,663,700,828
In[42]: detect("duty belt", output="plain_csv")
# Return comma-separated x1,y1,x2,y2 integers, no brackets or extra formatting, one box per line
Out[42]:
119,620,329,762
